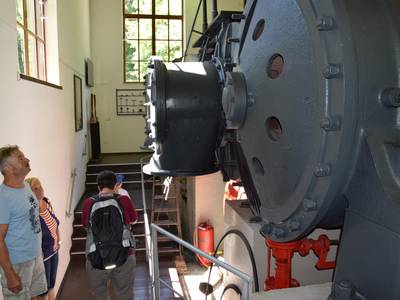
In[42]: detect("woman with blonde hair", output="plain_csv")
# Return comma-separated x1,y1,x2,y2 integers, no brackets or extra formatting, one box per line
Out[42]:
26,177,60,300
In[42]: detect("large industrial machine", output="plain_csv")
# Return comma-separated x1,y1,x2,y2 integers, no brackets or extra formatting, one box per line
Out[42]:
143,0,400,299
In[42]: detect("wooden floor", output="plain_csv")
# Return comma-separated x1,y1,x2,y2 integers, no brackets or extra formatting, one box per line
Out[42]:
57,257,179,300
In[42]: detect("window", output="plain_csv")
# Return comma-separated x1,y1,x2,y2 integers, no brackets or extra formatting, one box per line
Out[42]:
16,0,47,81
123,0,183,82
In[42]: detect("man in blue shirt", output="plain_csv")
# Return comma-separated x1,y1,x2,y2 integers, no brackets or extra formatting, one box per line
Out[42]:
0,145,47,299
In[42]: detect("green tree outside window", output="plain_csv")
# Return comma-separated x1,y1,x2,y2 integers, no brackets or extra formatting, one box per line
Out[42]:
124,0,183,82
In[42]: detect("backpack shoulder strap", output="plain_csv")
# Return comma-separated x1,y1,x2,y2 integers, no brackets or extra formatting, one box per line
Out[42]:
90,194,100,202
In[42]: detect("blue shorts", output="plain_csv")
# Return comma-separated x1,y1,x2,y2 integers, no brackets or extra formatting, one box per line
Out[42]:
40,252,58,295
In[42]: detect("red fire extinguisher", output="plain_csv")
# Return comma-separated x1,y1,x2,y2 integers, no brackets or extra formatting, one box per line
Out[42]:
196,222,214,268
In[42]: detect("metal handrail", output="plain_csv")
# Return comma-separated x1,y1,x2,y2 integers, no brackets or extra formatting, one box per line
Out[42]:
65,168,77,217
139,155,153,273
150,223,253,300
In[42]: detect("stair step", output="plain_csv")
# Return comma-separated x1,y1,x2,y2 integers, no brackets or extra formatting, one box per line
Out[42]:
72,226,86,238
154,195,176,200
153,208,177,213
86,180,143,185
86,172,147,184
154,220,177,226
158,247,180,254
87,162,142,167
157,236,174,242
71,239,86,252
86,171,142,176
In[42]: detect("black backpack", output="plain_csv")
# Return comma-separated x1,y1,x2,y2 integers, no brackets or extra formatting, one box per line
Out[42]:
86,194,134,270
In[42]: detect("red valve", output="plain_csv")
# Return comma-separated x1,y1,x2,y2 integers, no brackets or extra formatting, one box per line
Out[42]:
265,235,336,291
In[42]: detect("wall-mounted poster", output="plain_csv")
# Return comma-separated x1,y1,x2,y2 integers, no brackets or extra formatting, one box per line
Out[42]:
116,88,145,115
74,75,83,131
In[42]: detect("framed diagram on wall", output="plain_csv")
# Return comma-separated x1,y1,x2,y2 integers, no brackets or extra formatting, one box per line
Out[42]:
116,88,145,115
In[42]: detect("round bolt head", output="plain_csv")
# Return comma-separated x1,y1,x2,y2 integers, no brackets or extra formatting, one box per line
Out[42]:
320,116,341,131
314,163,331,177
380,87,400,107
247,93,255,106
332,280,355,299
316,16,335,31
323,64,341,79
303,199,317,212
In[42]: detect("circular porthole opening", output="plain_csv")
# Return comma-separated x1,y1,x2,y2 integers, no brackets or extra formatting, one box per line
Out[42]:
252,157,265,175
252,19,265,41
267,54,284,79
266,116,283,141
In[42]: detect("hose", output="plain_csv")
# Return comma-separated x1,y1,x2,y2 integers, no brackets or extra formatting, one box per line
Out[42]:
220,283,242,299
204,229,260,299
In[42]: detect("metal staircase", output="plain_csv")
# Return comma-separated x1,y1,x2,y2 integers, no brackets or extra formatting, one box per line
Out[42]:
150,176,183,257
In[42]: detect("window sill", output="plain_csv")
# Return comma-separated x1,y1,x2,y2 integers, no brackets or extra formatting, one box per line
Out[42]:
19,74,63,90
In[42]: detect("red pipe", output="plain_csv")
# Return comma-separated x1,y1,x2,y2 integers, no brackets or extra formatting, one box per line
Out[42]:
265,235,336,290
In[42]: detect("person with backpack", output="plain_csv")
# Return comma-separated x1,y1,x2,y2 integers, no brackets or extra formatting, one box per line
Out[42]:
81,170,138,300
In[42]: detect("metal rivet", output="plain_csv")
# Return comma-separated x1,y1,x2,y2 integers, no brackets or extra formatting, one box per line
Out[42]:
314,163,331,177
303,199,317,212
320,116,341,131
331,280,355,299
380,87,400,107
247,93,255,106
323,64,341,79
316,16,335,31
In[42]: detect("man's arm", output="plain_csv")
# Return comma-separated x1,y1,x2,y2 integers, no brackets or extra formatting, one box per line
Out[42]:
81,198,92,228
120,196,138,224
0,224,22,294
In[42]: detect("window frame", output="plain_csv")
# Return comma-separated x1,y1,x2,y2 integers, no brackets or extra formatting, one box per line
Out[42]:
17,0,48,81
123,0,184,83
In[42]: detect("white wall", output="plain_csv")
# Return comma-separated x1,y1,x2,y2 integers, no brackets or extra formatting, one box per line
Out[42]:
194,172,226,243
0,0,91,296
90,0,146,153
